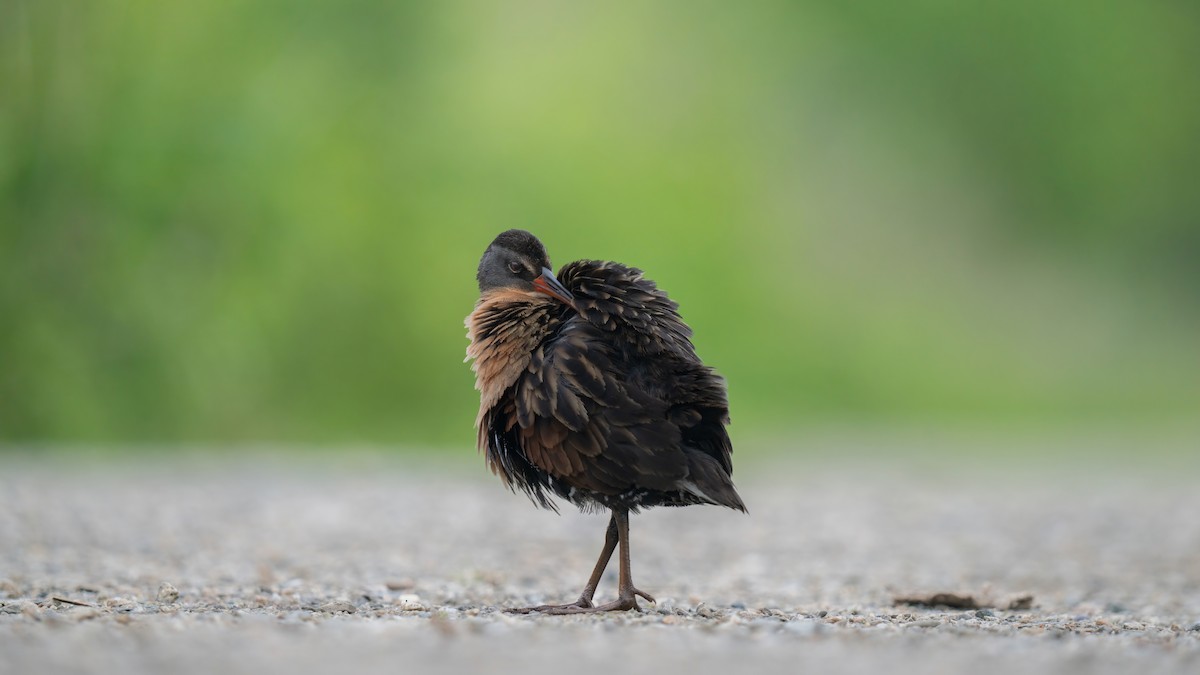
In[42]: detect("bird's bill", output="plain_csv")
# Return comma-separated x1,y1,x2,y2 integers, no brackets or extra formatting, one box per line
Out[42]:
532,268,576,307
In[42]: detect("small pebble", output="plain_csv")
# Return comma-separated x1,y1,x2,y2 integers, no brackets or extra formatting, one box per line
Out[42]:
398,594,425,611
696,604,721,619
1,600,39,618
913,619,942,628
104,597,138,613
318,600,356,614
157,582,179,604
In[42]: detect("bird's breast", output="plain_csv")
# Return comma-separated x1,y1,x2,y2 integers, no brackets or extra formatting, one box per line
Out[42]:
465,290,562,427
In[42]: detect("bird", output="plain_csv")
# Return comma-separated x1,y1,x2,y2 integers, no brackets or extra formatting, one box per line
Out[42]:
464,229,745,614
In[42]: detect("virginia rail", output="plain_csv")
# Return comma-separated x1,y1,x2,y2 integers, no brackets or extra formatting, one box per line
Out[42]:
466,229,745,614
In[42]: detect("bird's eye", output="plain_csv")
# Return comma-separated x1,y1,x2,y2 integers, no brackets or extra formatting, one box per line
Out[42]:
507,261,524,275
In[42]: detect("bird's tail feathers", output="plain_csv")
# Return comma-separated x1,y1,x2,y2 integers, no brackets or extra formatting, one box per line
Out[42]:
683,451,747,513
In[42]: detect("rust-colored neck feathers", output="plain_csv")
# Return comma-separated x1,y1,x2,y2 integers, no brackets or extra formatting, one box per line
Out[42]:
465,289,560,437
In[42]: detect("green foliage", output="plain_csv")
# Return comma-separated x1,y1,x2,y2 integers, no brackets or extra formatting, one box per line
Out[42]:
2,1,1198,445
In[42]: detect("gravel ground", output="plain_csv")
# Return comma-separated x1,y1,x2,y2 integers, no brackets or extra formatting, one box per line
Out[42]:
2,450,1199,675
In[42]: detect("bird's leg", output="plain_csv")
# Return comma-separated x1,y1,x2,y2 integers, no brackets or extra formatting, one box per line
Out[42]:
510,509,654,614
572,514,620,606
507,514,619,614
591,508,656,611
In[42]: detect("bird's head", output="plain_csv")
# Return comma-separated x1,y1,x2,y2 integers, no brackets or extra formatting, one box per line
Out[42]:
476,229,575,307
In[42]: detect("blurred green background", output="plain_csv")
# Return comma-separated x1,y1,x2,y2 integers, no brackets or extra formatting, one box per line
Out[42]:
2,1,1198,449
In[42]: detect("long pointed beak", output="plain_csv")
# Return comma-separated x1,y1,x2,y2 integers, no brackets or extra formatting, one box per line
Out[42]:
532,267,575,308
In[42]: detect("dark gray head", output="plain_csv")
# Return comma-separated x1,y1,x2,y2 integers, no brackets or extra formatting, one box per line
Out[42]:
476,229,550,291
476,229,575,306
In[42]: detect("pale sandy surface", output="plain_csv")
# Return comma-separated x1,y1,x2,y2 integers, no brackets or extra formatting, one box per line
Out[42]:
2,449,1199,675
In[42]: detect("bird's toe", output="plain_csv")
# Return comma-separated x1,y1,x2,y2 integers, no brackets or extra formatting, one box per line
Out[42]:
632,588,656,605
506,597,595,614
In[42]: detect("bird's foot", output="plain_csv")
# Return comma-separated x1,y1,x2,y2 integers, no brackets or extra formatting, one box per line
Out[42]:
508,588,655,615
